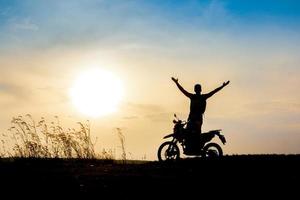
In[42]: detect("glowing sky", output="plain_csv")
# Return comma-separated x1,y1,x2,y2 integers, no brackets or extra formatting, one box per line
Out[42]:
0,0,300,160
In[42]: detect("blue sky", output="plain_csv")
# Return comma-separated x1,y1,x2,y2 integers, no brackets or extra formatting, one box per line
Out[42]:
0,0,300,158
1,0,300,49
1,0,300,24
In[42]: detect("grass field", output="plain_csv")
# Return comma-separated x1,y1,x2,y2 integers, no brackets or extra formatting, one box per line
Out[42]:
0,155,299,197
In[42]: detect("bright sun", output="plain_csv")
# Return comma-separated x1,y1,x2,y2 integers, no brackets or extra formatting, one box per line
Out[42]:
70,69,124,117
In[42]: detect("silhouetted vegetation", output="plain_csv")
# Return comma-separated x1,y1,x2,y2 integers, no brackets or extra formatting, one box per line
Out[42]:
116,128,127,163
0,115,96,158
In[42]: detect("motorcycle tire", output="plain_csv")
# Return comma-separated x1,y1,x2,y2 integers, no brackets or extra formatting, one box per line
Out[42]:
202,143,223,158
157,141,180,162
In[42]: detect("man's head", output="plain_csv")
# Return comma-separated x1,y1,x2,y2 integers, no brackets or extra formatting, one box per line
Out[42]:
194,84,202,94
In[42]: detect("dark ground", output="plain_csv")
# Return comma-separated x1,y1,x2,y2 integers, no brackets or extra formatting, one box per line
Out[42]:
0,155,299,198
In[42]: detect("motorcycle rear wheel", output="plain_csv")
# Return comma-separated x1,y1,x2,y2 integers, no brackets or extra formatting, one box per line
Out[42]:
157,141,180,162
202,143,223,158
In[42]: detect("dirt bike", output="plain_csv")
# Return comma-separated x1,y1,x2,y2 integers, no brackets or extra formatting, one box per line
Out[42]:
157,114,227,161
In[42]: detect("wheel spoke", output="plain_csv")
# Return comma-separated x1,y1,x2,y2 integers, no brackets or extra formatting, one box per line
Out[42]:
158,142,180,161
203,143,223,158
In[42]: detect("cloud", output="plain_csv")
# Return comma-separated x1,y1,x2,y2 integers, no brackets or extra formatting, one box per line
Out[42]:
0,84,9,91
0,0,232,52
244,101,300,114
0,7,10,16
144,112,174,122
0,82,36,114
12,18,39,31
124,102,165,113
0,83,32,101
200,0,232,26
120,102,174,121
122,116,138,120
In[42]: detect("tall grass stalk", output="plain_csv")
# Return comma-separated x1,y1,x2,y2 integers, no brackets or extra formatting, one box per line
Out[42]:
2,115,96,159
116,128,126,163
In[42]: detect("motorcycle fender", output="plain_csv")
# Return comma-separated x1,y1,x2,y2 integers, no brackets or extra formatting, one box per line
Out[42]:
163,133,174,139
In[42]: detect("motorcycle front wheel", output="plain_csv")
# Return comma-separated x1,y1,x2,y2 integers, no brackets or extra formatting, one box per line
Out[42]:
157,141,180,162
202,143,223,158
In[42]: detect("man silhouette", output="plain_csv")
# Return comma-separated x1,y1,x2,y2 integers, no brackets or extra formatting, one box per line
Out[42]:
172,77,230,134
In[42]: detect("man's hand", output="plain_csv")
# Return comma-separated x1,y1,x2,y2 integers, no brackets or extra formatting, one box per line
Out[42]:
171,77,192,98
223,80,230,87
171,77,178,83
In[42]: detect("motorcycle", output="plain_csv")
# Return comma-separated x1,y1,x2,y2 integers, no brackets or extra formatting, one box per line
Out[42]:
157,114,227,161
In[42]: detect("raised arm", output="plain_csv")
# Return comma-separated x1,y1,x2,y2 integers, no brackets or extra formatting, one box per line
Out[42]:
205,80,230,99
171,77,193,98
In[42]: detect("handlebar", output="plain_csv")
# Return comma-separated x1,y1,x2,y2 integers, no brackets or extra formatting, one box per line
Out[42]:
173,119,187,124
173,113,187,124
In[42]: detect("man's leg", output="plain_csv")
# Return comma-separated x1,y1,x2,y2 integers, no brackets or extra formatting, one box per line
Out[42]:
197,116,203,133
